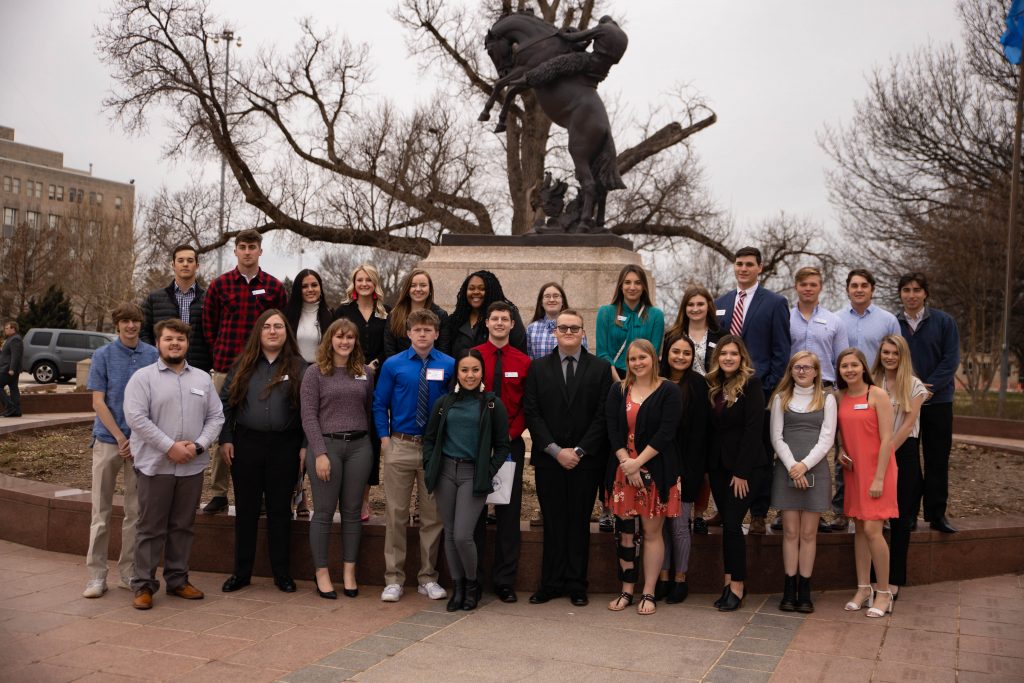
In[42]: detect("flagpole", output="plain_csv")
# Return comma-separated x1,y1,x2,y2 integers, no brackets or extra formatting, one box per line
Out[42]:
999,49,1024,417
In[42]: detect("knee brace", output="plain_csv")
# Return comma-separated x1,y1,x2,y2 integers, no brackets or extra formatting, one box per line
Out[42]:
614,517,638,583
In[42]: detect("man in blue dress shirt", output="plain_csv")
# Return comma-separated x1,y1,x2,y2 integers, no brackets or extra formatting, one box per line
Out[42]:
373,309,454,602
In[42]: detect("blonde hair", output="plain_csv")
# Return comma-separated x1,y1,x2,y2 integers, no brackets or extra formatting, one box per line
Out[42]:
619,339,662,392
771,351,826,412
706,335,756,406
315,319,366,378
345,263,388,319
871,334,916,412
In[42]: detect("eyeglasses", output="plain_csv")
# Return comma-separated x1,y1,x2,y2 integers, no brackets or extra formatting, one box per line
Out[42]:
262,323,286,331
556,325,583,334
792,365,815,373
542,294,562,300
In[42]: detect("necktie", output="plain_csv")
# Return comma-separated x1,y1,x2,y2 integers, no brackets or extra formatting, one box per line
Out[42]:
416,357,430,429
730,290,747,337
492,348,503,398
564,356,576,386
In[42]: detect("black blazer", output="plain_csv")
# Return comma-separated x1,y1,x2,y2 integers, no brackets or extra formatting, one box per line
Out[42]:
333,301,391,368
604,380,681,502
523,347,612,471
706,375,767,479
675,372,710,502
448,306,528,359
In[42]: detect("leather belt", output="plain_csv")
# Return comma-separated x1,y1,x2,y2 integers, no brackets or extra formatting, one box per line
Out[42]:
323,431,367,441
391,432,423,444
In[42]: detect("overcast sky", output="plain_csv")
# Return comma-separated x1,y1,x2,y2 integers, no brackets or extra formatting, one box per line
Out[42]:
0,1,964,282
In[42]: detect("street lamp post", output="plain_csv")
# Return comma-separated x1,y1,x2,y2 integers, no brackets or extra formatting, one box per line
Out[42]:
212,29,241,274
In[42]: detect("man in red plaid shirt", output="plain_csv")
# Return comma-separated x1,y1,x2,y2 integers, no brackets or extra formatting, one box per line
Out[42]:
200,230,288,513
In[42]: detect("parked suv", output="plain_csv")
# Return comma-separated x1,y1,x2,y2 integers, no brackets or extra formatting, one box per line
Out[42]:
22,328,117,383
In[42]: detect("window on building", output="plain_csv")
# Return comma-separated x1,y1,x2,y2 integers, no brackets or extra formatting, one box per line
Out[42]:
3,207,17,226
11,178,20,194
56,186,64,201
89,191,96,205
77,189,84,203
47,214,59,229
2,177,10,192
48,185,55,200
96,192,103,205
114,196,123,209
25,179,33,196
26,211,39,228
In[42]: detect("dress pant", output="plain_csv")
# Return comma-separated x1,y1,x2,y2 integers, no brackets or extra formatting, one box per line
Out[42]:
85,440,139,583
230,427,302,580
307,435,373,566
709,466,765,582
0,372,19,414
474,436,525,587
208,371,231,498
382,437,443,586
534,463,602,594
436,457,488,581
749,410,773,518
889,437,922,586
919,402,953,521
132,471,204,593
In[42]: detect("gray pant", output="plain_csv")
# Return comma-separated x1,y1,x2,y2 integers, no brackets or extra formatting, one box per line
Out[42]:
661,501,693,574
132,471,204,593
307,435,373,565
434,457,487,581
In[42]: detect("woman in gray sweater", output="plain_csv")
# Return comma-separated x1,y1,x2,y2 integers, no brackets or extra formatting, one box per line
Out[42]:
301,319,375,599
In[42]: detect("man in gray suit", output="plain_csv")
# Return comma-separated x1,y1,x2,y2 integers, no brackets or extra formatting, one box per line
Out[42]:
0,321,23,417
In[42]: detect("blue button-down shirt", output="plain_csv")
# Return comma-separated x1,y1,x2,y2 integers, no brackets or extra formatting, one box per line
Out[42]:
842,303,900,368
87,338,159,444
373,346,454,437
790,305,848,383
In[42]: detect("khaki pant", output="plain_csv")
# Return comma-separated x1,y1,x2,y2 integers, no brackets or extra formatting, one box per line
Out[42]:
85,440,139,582
208,371,231,498
382,437,442,586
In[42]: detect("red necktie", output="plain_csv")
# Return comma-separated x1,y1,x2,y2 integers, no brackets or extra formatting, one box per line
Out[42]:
730,290,747,337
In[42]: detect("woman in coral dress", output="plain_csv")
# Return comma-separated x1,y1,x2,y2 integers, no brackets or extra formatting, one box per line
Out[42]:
835,348,897,619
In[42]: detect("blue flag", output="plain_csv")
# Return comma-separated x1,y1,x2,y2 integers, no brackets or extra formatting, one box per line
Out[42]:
1002,0,1024,64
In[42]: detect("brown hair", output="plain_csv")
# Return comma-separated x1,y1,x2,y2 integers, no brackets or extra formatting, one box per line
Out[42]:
794,266,823,284
835,347,874,390
609,265,653,326
111,302,144,325
315,319,366,378
4,320,19,333
388,269,435,338
155,319,191,338
666,284,719,340
531,282,571,323
407,308,441,331
235,229,262,245
706,334,756,406
226,310,303,409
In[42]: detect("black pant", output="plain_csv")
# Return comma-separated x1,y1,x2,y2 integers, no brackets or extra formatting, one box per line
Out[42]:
230,427,303,579
0,372,19,414
474,436,525,587
534,464,602,594
709,466,765,582
889,437,922,586
919,402,953,521
749,410,773,518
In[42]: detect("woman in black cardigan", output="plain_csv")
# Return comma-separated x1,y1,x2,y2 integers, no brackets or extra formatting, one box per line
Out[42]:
655,333,708,604
706,334,767,612
605,339,682,615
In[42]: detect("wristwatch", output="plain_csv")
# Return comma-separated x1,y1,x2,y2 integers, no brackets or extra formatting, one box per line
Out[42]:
573,447,586,458
194,444,205,455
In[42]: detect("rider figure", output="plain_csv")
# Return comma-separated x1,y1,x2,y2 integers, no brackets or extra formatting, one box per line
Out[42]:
558,15,628,84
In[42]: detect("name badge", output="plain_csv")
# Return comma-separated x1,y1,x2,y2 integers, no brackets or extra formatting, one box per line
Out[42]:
854,403,869,410
708,341,717,348
616,315,628,322
426,368,445,381
282,375,289,381
355,374,368,381
814,318,828,325
504,371,519,378
252,288,266,295
716,309,726,317
190,387,205,397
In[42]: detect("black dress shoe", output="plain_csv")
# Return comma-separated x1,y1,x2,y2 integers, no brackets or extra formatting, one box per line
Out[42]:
713,585,730,609
930,517,958,533
666,581,689,604
495,585,518,603
717,588,745,612
692,517,709,535
909,519,918,532
274,576,297,593
202,496,229,514
569,592,589,607
654,578,671,601
529,589,559,604
818,518,831,533
221,575,250,593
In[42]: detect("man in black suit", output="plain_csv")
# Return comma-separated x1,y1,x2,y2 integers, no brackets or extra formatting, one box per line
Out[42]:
0,320,23,417
523,309,612,606
715,247,791,534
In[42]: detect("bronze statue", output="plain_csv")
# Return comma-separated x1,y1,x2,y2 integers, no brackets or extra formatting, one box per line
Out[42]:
480,11,628,234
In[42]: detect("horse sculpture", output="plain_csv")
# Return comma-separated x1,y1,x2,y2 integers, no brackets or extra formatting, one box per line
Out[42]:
479,11,626,233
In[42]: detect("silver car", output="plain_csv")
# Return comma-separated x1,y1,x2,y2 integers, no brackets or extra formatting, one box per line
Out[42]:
22,328,117,383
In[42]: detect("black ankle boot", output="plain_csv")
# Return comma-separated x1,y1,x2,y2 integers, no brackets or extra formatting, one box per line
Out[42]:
713,584,730,609
446,579,466,612
796,575,814,613
462,579,480,610
779,575,798,612
654,578,671,601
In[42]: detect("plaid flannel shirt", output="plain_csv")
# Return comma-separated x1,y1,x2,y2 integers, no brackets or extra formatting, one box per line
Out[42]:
202,268,288,372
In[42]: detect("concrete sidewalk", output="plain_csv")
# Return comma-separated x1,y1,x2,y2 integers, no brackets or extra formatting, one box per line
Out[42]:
0,541,1020,682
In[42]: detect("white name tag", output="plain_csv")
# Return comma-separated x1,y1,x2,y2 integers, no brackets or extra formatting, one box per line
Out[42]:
355,374,368,381
814,318,828,325
252,288,266,295
616,315,628,322
504,371,519,378
716,309,726,317
708,341,717,348
282,375,289,381
854,403,869,410
426,368,445,381
190,387,205,396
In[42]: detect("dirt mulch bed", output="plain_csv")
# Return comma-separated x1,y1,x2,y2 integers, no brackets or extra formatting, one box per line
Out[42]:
1,426,1022,521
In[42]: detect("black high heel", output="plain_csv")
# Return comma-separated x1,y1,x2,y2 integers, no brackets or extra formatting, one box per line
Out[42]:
316,583,337,600
713,585,730,609
342,587,358,598
718,587,745,612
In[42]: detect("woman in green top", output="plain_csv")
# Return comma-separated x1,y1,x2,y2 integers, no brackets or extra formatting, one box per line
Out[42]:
423,349,510,612
596,265,665,381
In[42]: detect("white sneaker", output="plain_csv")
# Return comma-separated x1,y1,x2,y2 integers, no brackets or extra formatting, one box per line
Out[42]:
381,584,404,602
82,579,107,598
418,582,447,600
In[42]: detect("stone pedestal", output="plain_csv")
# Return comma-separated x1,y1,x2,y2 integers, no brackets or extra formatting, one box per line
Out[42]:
419,235,650,333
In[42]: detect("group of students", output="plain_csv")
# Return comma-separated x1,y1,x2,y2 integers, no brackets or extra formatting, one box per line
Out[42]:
79,229,959,619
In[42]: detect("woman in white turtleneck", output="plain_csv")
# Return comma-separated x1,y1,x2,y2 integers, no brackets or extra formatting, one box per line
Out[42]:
768,351,836,614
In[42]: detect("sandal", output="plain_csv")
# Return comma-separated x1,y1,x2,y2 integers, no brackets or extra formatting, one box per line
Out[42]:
607,592,634,611
844,584,874,611
296,508,311,519
637,593,656,615
866,590,893,618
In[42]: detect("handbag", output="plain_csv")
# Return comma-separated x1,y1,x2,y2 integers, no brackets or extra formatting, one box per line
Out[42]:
486,456,515,505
